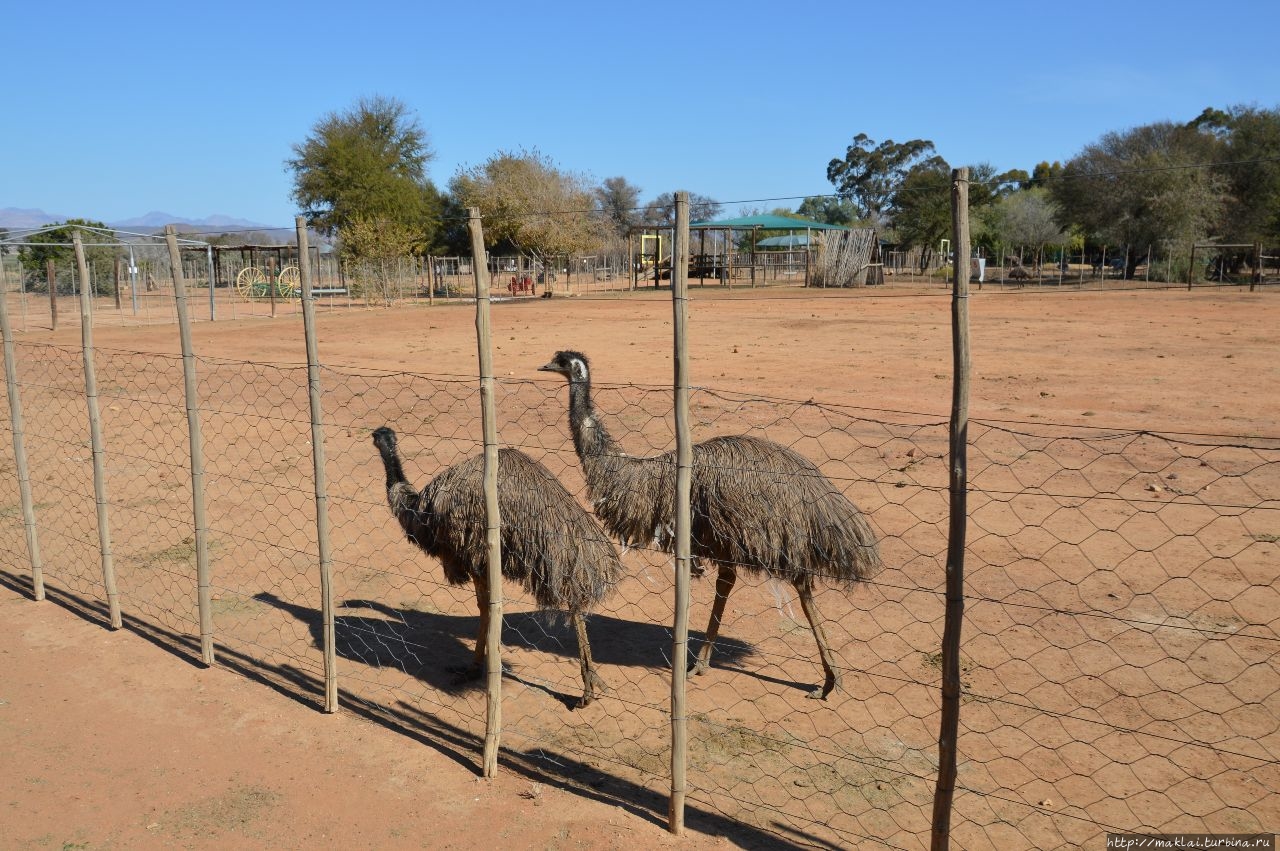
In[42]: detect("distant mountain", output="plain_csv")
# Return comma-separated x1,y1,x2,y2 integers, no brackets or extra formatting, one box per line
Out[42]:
110,211,277,232
0,207,276,233
0,207,68,228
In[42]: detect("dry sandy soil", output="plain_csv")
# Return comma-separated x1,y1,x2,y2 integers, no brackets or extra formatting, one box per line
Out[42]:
1,284,1276,850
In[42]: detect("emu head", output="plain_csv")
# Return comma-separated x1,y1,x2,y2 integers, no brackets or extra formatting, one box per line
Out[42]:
371,426,399,454
539,350,590,385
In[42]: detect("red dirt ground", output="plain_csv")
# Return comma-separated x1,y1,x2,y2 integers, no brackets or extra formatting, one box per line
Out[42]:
1,285,1276,849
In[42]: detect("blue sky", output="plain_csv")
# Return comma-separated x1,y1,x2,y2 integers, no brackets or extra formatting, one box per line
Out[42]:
3,0,1277,229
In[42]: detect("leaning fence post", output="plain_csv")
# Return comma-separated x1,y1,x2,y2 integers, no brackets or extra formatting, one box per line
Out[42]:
0,261,45,601
73,231,121,629
668,191,693,835
165,226,215,664
296,217,338,713
468,208,504,778
931,167,971,850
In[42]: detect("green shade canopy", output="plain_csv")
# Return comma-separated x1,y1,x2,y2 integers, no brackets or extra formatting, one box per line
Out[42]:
689,214,848,230
756,234,812,248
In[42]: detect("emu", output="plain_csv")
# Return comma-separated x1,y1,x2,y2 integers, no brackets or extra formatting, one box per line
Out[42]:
539,351,882,699
371,426,623,708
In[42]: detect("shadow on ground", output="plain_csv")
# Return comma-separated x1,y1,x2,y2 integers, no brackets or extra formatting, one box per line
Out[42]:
2,569,829,850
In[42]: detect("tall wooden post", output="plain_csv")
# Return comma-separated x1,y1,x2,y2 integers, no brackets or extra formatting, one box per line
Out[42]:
668,191,693,835
0,261,45,600
628,231,636,291
468,208,504,779
931,168,970,850
295,217,338,712
165,226,215,664
653,230,661,289
47,259,57,331
73,232,121,629
1188,244,1197,290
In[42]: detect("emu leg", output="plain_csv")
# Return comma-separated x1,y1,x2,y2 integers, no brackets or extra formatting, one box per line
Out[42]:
690,564,736,676
794,578,841,700
469,575,491,676
573,612,605,708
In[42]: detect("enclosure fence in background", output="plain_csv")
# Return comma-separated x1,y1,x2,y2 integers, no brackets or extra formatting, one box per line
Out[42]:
0,227,1276,849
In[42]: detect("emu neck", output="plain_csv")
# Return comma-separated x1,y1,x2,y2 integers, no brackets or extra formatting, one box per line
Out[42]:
568,379,621,462
376,444,419,522
378,445,408,492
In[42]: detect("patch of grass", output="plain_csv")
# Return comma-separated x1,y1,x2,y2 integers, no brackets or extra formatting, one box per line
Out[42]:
128,537,222,571
690,712,799,762
0,500,54,521
210,594,267,617
160,783,279,841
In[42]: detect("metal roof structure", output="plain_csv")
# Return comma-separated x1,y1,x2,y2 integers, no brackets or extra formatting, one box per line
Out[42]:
0,224,209,248
689,214,848,231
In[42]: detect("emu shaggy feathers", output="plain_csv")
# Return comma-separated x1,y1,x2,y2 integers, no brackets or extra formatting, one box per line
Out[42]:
373,426,622,707
585,434,882,585
385,445,621,613
540,350,882,700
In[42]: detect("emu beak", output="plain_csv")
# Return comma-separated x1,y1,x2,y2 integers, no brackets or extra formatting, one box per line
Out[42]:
537,361,559,373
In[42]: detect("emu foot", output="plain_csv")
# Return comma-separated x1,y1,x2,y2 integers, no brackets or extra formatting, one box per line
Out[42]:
448,661,511,685
447,663,484,684
575,670,608,710
806,673,841,701
688,657,710,677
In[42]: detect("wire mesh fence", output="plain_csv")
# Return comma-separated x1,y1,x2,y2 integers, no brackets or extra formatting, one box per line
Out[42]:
0,258,1276,847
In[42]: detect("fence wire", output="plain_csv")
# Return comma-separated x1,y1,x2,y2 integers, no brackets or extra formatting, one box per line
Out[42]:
0,319,1276,848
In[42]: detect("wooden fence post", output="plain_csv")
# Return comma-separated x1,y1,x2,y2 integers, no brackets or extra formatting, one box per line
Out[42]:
0,261,45,601
931,167,970,850
47,259,57,331
73,231,121,629
295,217,338,712
165,226,215,665
468,208,504,779
668,191,693,835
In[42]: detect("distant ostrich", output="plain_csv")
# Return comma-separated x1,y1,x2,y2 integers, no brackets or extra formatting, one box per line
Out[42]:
371,426,623,708
539,351,882,700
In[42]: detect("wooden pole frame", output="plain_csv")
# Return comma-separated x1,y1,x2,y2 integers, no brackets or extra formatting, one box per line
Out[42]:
668,191,693,835
47,259,57,331
165,226,216,664
296,217,339,712
0,261,45,601
468,208,504,778
73,231,121,629
931,167,970,850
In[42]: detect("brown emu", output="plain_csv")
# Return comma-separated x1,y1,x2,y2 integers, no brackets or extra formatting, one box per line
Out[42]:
371,426,623,708
539,351,882,699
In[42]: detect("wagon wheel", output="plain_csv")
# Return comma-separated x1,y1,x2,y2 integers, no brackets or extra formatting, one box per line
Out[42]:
236,267,270,299
277,265,301,298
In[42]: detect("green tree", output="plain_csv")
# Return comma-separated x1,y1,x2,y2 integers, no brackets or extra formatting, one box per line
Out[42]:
286,95,441,249
641,192,722,226
795,196,859,226
1051,120,1226,274
450,148,603,260
989,187,1068,266
339,214,418,305
16,219,115,295
595,177,643,237
890,157,953,270
1026,161,1063,188
1190,105,1280,246
826,134,937,223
